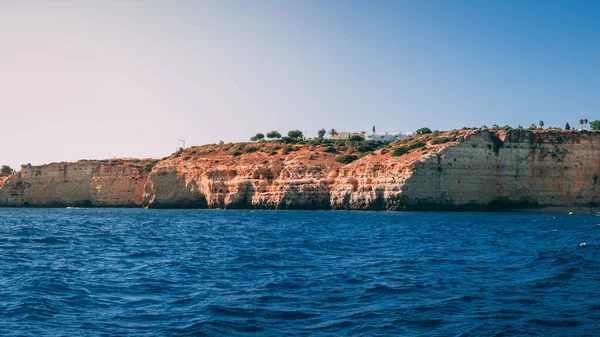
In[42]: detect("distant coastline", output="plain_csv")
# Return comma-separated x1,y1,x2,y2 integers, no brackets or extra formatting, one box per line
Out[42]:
2,129,600,212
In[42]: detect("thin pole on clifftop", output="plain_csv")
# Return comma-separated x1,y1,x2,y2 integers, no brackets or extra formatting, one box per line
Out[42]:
178,138,186,149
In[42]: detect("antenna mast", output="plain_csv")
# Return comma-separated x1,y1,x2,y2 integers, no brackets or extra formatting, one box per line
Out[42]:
178,138,186,149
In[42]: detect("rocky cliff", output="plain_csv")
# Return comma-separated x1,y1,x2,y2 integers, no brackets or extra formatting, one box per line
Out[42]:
400,130,600,210
0,159,153,207
2,130,600,210
141,129,600,211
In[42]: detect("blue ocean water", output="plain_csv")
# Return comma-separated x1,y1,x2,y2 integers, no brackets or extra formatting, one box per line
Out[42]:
0,209,599,336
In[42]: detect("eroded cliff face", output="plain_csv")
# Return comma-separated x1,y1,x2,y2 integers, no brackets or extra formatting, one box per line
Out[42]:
0,160,151,207
142,145,343,209
3,130,600,210
141,130,600,210
402,130,600,209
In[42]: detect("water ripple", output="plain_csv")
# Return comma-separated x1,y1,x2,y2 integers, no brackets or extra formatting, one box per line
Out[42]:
0,209,599,336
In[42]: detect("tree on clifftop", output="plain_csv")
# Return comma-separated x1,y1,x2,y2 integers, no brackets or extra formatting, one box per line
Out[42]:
580,119,584,130
539,120,544,129
266,130,281,139
329,129,338,138
250,133,265,141
287,130,303,139
317,129,326,139
415,127,432,135
589,120,600,131
1,165,13,176
565,122,571,130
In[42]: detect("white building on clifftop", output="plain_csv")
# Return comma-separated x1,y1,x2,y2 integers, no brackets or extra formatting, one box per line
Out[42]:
364,131,413,142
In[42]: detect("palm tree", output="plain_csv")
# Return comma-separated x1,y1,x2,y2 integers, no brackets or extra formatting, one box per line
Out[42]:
539,120,544,129
329,129,338,138
584,119,589,130
580,119,584,130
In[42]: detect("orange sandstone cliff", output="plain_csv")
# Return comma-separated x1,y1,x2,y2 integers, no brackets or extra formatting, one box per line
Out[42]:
2,130,600,210
0,160,153,207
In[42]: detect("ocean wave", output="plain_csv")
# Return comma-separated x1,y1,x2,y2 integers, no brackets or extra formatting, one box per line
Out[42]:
0,209,599,336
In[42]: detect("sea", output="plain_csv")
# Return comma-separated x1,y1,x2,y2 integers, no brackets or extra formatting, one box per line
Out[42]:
0,208,598,336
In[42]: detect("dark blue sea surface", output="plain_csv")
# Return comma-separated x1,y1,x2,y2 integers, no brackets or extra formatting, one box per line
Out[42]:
0,209,599,336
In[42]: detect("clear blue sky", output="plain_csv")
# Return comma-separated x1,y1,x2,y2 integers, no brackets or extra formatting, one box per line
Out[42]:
1,0,599,168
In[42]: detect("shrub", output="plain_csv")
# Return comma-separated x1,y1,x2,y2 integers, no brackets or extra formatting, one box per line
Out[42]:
348,134,364,142
172,147,184,158
590,120,600,131
391,147,408,156
231,150,242,156
410,141,426,149
334,155,358,164
415,127,432,135
282,146,293,155
323,146,337,153
140,161,157,172
391,140,426,157
266,130,282,139
431,137,454,145
308,138,325,146
355,142,378,153
281,136,299,144
244,147,259,153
